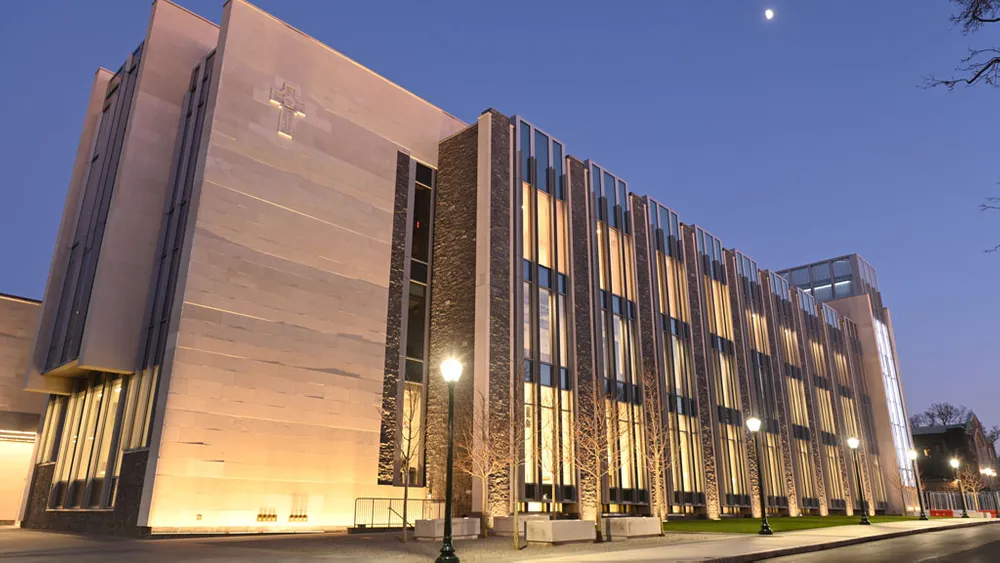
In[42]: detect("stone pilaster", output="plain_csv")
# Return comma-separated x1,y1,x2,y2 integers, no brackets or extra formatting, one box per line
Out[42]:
485,110,512,519
427,124,479,516
568,157,598,521
377,152,411,485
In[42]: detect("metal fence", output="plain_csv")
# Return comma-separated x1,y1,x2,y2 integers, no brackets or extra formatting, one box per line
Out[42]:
353,497,445,529
924,491,1000,513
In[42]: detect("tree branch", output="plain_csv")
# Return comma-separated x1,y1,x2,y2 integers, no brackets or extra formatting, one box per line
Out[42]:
952,0,1000,33
926,53,1000,90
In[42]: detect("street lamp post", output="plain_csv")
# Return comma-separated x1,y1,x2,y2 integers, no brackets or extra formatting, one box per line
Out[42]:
908,450,928,520
950,458,969,518
436,358,463,563
987,468,998,513
846,437,871,525
746,417,772,536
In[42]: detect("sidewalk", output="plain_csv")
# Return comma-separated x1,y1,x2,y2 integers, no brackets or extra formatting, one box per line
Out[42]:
524,518,998,562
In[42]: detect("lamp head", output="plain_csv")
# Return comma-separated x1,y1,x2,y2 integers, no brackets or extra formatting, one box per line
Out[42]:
950,458,960,469
746,417,762,433
847,437,860,450
908,449,918,461
441,357,463,383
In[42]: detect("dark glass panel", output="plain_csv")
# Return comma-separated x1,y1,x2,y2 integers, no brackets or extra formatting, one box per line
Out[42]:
405,283,427,359
521,122,532,184
411,185,431,263
536,131,549,193
553,142,564,199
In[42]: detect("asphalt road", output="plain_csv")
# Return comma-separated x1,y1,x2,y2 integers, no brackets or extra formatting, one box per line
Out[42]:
763,523,1000,563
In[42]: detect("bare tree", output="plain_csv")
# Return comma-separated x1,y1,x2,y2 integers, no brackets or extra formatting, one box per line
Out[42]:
984,425,1000,460
925,402,970,426
883,468,915,516
640,364,672,526
955,465,986,509
456,390,509,539
394,385,424,543
927,0,1000,252
910,413,932,428
506,362,527,550
575,389,623,542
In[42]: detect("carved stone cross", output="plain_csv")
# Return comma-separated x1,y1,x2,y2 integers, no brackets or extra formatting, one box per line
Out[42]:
269,82,305,139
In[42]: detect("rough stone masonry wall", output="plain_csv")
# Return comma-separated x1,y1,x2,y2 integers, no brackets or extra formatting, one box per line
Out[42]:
485,110,512,519
21,450,149,536
426,124,479,515
568,157,598,521
377,153,411,485
682,227,721,519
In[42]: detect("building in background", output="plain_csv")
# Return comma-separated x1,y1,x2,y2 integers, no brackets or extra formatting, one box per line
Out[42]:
912,412,999,491
0,293,44,523
18,0,914,536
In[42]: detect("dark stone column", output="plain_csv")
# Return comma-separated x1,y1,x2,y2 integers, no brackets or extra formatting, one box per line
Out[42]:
21,449,150,536
486,109,512,517
427,124,479,515
377,152,411,485
567,157,598,520
682,226,721,519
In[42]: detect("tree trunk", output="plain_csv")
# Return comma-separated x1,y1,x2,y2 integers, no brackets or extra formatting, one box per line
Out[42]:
401,473,409,543
480,488,489,538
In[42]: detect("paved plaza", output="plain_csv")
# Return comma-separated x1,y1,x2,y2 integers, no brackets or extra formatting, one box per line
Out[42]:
1,519,996,562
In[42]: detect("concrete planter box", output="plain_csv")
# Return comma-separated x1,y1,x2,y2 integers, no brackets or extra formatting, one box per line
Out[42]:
414,517,480,541
526,519,596,545
604,517,662,540
493,514,550,536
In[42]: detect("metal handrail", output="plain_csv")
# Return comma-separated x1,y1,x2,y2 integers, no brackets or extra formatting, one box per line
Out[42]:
353,497,444,529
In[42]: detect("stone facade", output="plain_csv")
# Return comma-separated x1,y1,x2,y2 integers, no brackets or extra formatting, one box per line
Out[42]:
567,157,598,521
426,123,479,516
377,152,411,485
21,450,149,536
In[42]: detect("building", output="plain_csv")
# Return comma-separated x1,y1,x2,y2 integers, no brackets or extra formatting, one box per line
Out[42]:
912,413,999,491
0,293,45,523
777,254,917,512
17,0,914,536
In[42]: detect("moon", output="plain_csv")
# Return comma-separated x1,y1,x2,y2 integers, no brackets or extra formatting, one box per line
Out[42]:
765,8,775,20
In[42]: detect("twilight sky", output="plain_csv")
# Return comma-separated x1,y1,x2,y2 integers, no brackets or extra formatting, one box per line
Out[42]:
0,1,996,425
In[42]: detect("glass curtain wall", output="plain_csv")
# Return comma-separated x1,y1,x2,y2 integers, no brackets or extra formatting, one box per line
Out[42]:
648,200,704,514
519,119,575,509
591,162,647,512
771,274,820,513
696,228,749,514
735,254,786,513
399,161,435,486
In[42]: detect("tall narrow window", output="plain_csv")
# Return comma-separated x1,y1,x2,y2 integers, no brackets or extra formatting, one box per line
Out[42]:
517,118,574,509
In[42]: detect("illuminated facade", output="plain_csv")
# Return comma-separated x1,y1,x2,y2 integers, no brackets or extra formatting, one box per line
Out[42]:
17,0,914,537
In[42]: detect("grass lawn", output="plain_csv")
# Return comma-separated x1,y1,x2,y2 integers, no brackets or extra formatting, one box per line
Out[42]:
662,515,927,534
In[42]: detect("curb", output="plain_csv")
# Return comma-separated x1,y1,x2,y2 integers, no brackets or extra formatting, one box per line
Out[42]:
707,520,999,562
